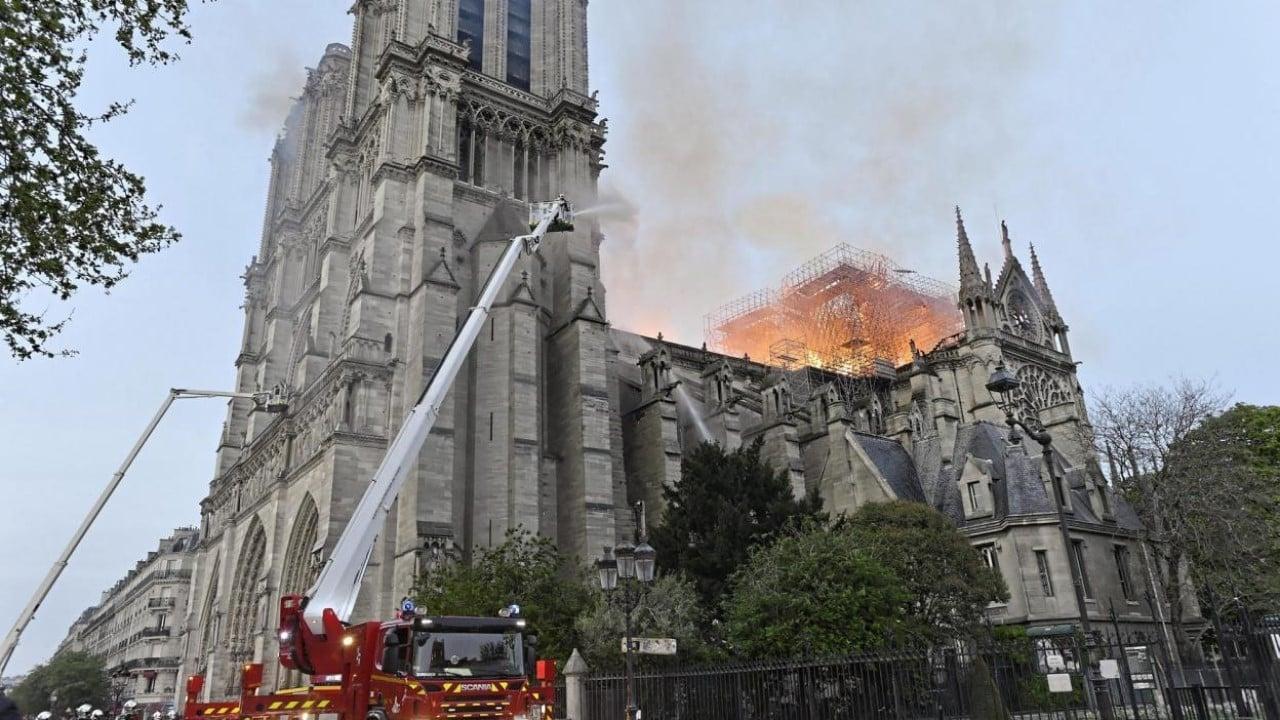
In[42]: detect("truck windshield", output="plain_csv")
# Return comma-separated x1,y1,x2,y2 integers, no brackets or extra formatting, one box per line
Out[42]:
413,631,524,678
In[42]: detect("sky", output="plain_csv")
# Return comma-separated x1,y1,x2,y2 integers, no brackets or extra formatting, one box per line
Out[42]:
2,1,1279,676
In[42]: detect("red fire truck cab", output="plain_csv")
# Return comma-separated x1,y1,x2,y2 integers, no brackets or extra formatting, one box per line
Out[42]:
184,611,555,720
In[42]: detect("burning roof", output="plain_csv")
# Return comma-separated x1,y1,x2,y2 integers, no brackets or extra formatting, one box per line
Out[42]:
705,244,963,376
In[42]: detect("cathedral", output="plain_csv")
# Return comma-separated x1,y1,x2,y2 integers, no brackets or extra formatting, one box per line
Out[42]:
178,0,1193,698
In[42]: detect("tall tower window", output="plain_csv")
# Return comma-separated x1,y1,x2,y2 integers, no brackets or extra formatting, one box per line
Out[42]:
506,0,532,90
457,0,485,72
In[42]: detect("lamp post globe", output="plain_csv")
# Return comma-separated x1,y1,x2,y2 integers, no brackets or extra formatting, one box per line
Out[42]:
985,362,1020,409
615,542,636,580
596,547,618,591
634,542,656,583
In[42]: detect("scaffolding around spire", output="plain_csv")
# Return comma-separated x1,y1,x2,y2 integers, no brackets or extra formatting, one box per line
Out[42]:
705,243,963,381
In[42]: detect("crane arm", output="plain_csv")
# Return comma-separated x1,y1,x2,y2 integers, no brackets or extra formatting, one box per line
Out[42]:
0,388,283,676
291,196,573,644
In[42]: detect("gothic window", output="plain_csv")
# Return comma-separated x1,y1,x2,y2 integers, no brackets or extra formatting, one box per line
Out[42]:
1006,289,1042,343
1114,544,1135,600
1071,540,1093,598
513,138,526,199
457,119,473,183
457,0,484,72
527,147,541,200
473,128,486,185
383,333,393,353
978,543,1000,576
1009,365,1070,420
506,0,532,90
1035,550,1055,596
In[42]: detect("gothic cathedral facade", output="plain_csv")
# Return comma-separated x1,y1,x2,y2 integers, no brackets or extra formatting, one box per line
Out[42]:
180,0,620,696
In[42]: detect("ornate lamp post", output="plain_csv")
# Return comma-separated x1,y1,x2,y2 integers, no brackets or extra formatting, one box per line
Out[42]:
987,364,1113,720
596,502,657,720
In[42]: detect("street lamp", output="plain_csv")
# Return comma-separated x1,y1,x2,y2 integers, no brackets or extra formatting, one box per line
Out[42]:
986,364,1113,720
0,386,288,676
596,502,657,720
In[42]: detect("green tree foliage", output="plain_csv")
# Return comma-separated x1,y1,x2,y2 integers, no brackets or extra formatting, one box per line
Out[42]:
574,573,713,670
722,520,910,658
2,1,194,359
10,650,110,714
1095,383,1280,653
651,440,824,615
1202,403,1280,474
841,500,1008,641
411,529,593,663
1179,403,1280,611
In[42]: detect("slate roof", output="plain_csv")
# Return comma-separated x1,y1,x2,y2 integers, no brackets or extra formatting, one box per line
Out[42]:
851,431,926,502
926,420,1142,531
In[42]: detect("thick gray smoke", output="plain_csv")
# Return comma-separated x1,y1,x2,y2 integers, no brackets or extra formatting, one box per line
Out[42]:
240,49,306,131
592,1,1054,344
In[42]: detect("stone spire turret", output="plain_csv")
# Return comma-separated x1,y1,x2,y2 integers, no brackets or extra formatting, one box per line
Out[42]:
957,207,986,298
1028,243,1063,326
956,207,993,331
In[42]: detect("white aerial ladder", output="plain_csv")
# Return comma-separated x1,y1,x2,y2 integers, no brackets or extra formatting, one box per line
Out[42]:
280,195,575,661
0,196,574,680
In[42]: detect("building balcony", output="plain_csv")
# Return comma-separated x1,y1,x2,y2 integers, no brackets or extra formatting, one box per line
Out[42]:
130,627,171,642
147,597,177,609
111,656,181,673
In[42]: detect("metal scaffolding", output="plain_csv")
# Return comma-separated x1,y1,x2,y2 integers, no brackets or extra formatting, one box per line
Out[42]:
706,243,963,381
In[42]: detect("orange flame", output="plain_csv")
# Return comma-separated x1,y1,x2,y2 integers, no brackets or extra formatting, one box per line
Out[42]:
710,252,963,375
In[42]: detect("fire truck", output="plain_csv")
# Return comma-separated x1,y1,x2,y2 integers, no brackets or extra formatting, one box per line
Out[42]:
182,196,576,720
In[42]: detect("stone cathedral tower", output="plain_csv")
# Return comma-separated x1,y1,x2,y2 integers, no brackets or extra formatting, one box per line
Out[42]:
181,0,621,696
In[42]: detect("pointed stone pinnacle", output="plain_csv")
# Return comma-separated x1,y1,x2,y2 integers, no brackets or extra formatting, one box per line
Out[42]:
1028,243,1062,323
955,206,985,298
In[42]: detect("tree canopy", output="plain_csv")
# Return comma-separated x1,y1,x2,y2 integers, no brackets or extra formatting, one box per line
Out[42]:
1092,381,1279,653
574,573,712,670
9,650,110,715
2,1,193,359
651,440,824,615
722,520,909,658
1178,403,1280,612
840,500,1008,641
411,529,593,663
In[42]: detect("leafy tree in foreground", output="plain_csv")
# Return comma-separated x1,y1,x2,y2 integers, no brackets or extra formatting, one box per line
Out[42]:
723,520,909,659
10,650,109,714
574,573,713,670
841,500,1008,642
2,1,194,359
411,528,593,662
1092,381,1278,654
1179,403,1280,613
651,440,824,616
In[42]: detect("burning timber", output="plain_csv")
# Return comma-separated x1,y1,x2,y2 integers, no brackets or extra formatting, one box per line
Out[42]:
705,244,964,378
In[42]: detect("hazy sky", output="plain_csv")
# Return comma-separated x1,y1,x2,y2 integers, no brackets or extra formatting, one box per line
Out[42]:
3,1,1278,675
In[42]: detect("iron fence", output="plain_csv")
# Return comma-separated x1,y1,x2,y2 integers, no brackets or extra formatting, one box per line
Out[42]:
575,630,1280,720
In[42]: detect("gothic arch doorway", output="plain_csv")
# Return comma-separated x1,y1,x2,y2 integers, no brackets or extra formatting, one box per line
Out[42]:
224,519,267,693
278,497,321,689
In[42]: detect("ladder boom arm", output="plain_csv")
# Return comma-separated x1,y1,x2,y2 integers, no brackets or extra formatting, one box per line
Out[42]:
299,197,572,634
